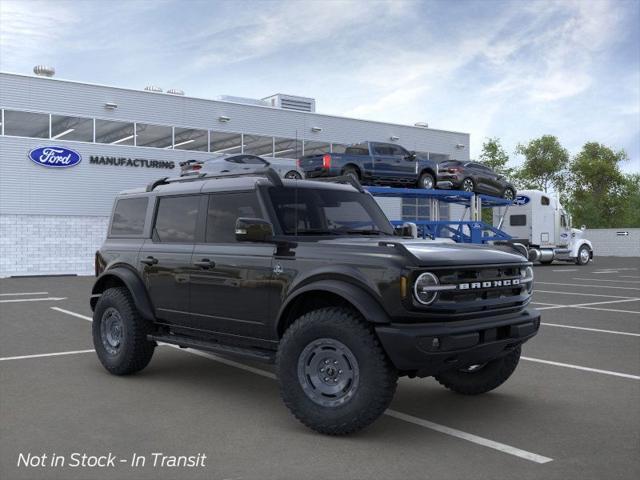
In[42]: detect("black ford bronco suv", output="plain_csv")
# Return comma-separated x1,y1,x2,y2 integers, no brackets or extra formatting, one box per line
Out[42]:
91,168,540,435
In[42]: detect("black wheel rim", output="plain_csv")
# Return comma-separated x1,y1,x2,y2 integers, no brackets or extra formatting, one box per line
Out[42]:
101,307,124,355
421,176,434,189
297,338,360,407
285,171,301,179
463,179,474,192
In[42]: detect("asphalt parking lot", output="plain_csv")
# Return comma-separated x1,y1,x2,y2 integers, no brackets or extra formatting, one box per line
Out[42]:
1,257,639,480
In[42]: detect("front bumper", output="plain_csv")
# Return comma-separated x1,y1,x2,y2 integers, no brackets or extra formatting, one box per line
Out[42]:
375,308,540,377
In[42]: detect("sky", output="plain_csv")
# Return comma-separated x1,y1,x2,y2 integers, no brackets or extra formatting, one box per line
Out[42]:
1,0,639,172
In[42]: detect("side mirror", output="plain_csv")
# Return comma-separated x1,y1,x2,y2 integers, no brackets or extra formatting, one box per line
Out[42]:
405,151,416,160
581,225,586,231
235,218,274,242
395,222,418,238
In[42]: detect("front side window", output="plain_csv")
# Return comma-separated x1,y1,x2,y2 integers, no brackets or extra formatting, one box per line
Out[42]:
268,187,394,236
110,197,148,236
154,196,200,243
206,192,262,243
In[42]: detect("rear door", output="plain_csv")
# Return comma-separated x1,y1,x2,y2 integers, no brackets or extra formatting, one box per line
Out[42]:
140,194,200,326
371,143,397,181
189,191,274,340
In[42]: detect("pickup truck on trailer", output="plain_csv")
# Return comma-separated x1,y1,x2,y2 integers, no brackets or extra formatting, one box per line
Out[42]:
298,141,440,189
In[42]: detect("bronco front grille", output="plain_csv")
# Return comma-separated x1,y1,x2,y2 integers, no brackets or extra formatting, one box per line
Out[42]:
416,264,531,320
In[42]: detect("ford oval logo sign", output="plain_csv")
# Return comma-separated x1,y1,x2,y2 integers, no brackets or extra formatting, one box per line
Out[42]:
28,146,82,168
514,195,530,206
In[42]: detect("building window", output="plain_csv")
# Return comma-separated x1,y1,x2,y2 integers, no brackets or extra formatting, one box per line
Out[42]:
303,141,330,156
273,137,302,158
243,134,274,156
173,127,208,151
3,110,49,138
95,119,135,145
210,131,243,154
51,114,93,142
135,123,173,149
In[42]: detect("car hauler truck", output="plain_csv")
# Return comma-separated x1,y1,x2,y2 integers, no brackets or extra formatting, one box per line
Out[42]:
493,190,593,265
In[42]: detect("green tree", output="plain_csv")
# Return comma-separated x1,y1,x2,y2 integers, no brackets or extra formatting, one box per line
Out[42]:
515,135,569,193
479,137,513,177
566,142,633,228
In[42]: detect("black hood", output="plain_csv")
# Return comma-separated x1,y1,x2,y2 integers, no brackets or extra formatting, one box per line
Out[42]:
318,237,526,266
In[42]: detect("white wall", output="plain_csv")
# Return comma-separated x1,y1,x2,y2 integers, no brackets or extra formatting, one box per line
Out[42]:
586,228,640,258
0,215,108,277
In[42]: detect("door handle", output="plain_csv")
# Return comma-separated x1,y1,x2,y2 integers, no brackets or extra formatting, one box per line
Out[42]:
193,259,215,268
141,256,158,266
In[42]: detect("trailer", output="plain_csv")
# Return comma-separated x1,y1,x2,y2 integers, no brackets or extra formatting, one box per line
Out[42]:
366,186,513,244
492,190,593,265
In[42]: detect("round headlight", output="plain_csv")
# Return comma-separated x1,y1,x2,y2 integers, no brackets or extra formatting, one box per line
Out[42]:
521,266,534,292
414,272,440,305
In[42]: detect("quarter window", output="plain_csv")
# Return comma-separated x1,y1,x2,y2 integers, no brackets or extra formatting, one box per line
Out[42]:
206,192,262,243
110,197,148,236
154,196,200,243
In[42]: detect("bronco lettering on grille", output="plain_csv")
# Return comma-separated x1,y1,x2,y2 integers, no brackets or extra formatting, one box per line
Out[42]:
458,278,520,290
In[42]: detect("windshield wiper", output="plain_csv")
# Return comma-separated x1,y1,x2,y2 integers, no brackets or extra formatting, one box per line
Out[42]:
339,229,386,235
292,230,342,235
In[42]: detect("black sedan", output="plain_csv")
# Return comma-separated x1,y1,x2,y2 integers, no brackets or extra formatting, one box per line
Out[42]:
436,160,516,199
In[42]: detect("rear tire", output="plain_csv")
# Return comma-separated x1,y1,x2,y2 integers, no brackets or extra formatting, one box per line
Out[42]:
461,177,475,192
418,172,435,189
503,187,515,200
92,287,155,375
434,347,521,395
276,307,398,435
284,170,302,180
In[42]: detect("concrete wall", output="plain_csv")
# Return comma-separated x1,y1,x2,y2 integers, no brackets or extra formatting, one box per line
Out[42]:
586,228,640,257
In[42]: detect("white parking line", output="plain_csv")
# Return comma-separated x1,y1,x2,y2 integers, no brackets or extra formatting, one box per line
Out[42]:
51,307,92,321
620,275,640,279
49,307,553,464
535,289,637,299
532,298,640,311
0,291,49,296
176,346,553,464
541,322,640,337
0,349,94,362
522,357,640,380
572,278,640,284
385,410,553,464
536,282,640,291
573,306,640,315
0,297,67,303
551,269,578,272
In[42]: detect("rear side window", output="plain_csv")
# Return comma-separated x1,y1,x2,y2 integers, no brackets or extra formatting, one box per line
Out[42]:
206,192,262,243
345,143,369,155
110,197,148,236
154,196,200,243
510,215,527,226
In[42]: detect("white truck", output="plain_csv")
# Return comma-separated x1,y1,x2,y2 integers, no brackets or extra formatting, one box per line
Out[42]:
493,190,593,265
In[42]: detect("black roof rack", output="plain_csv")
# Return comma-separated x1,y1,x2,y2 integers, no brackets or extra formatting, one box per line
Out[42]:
310,175,364,192
145,167,283,192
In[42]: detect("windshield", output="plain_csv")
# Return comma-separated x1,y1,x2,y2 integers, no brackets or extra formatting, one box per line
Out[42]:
268,187,394,236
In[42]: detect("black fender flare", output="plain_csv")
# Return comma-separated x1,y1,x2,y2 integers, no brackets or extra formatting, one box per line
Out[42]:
90,266,155,321
276,279,391,334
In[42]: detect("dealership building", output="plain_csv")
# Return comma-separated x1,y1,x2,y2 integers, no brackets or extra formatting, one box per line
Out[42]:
0,69,470,277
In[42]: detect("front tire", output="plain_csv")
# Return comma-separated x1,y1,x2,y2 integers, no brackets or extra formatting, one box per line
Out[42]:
434,347,521,395
276,307,398,435
503,187,515,200
342,166,360,182
576,245,591,265
92,287,155,375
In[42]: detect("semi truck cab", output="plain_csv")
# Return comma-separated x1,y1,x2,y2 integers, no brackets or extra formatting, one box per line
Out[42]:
493,190,593,265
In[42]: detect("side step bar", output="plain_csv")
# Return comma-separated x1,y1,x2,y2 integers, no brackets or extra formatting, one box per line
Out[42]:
148,334,276,363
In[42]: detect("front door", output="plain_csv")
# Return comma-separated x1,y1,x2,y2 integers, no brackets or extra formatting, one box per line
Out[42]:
189,191,274,340
140,194,201,326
